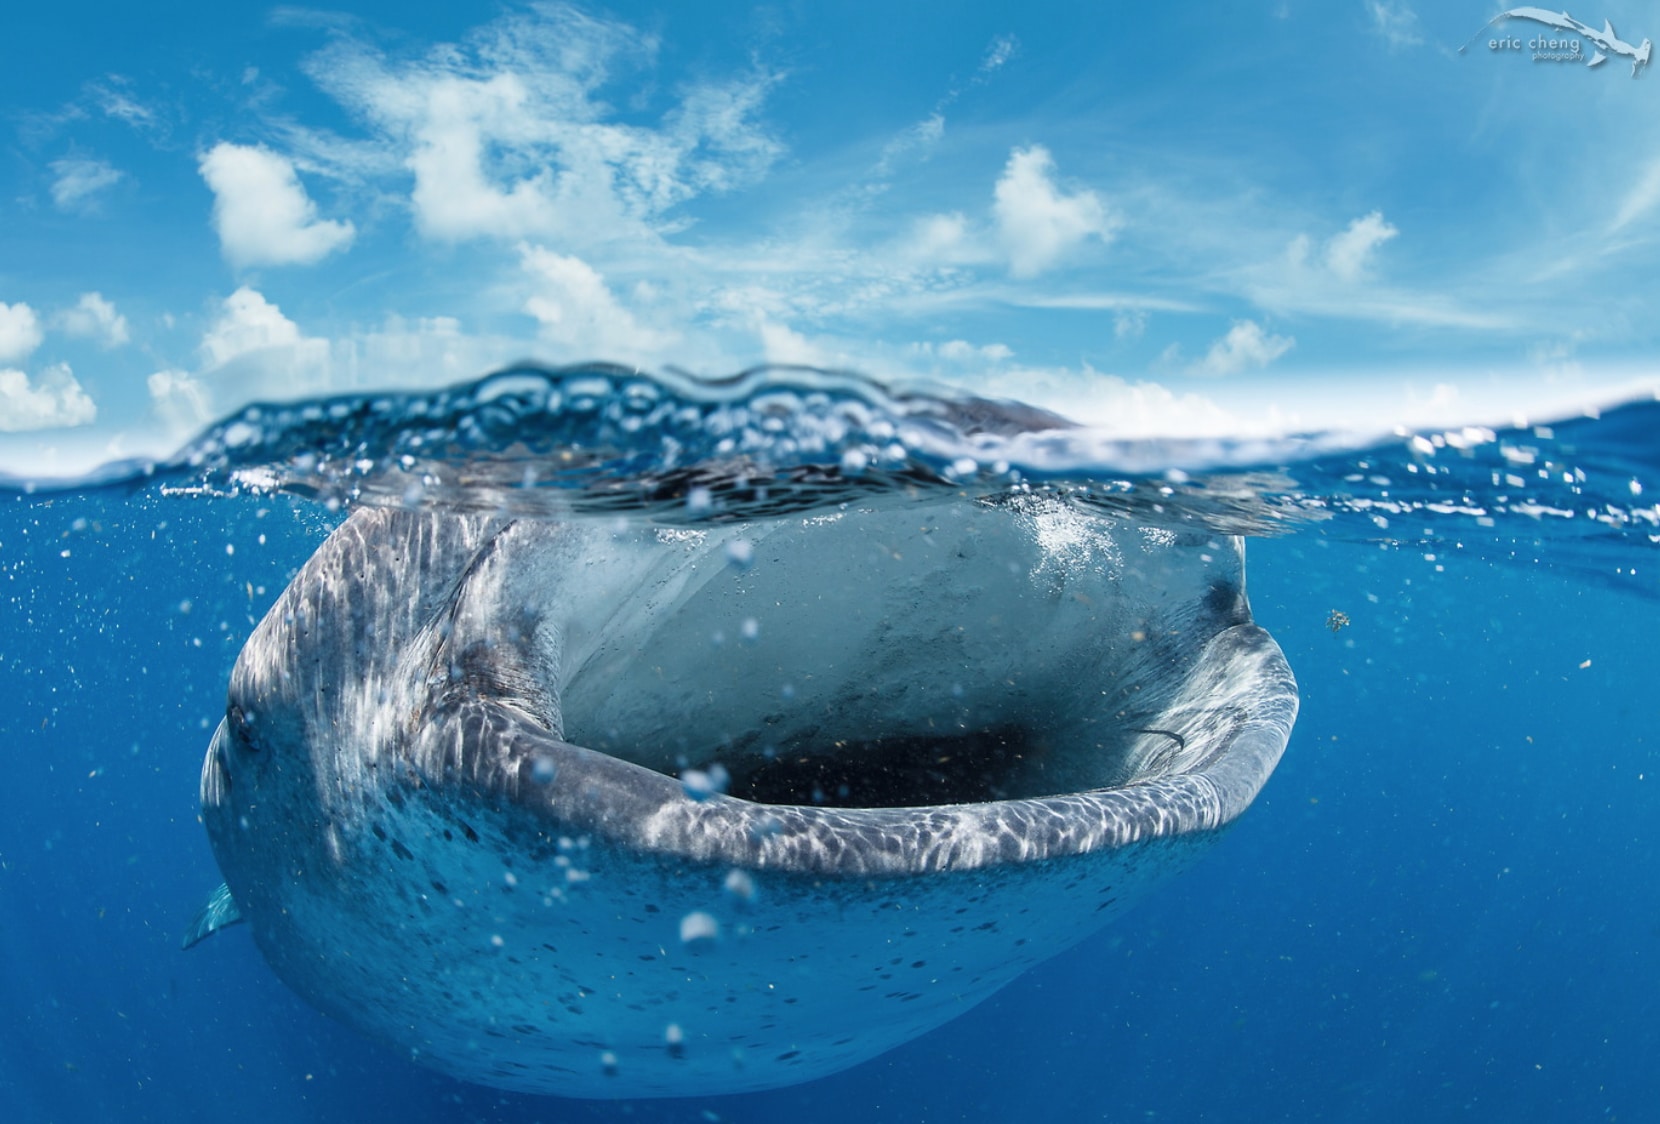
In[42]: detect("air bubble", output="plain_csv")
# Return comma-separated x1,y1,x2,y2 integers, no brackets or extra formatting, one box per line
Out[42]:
724,869,757,903
681,764,730,801
680,911,720,943
724,539,754,570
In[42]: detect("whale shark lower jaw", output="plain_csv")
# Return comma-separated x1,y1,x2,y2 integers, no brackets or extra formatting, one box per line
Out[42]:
194,498,1297,1096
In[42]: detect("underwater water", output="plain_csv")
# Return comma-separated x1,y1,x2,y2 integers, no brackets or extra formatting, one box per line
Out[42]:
1,367,1656,1123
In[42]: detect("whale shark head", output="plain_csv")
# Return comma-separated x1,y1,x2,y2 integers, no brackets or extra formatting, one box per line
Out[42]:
194,493,1296,1096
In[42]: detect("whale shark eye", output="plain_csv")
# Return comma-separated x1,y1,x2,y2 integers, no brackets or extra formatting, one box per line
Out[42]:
227,704,258,752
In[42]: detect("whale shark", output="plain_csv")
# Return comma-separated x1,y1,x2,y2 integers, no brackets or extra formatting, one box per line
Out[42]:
186,493,1297,1097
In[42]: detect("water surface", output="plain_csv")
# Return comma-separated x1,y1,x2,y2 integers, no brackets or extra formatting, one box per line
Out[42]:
1,367,1655,1122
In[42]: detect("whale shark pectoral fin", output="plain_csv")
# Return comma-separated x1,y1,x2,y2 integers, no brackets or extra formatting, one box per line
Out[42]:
181,881,245,950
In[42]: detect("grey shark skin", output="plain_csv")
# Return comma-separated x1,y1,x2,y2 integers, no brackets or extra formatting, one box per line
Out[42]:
193,497,1297,1097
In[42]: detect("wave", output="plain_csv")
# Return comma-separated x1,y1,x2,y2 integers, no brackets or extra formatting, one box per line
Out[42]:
3,364,1657,546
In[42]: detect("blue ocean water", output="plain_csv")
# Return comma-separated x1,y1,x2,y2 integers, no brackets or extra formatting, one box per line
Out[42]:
1,370,1656,1123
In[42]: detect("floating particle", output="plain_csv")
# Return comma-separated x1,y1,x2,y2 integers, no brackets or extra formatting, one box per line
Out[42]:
686,487,713,515
739,618,759,643
530,755,558,784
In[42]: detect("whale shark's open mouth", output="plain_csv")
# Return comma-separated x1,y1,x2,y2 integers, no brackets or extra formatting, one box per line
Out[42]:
187,370,1298,1099
722,723,1046,807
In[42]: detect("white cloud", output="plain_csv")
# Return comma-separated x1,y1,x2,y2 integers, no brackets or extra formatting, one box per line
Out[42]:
875,112,946,176
198,143,356,267
905,212,980,264
335,315,494,384
200,287,316,367
520,245,673,360
1232,210,1452,323
0,303,45,364
911,339,1014,363
89,78,158,131
0,363,96,431
49,157,124,212
756,317,826,366
1324,210,1398,281
1114,309,1148,339
195,288,333,410
943,339,1013,362
151,305,507,435
992,146,1114,278
1365,2,1423,49
1192,320,1294,376
149,288,337,421
1610,157,1660,232
303,5,780,246
147,369,212,437
980,35,1018,74
57,292,130,347
946,363,1245,439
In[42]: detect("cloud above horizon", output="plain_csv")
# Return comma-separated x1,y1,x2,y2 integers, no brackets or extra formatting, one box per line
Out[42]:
199,143,357,267
296,6,781,248
0,302,45,364
1191,320,1295,377
3,0,1657,470
57,292,130,348
49,157,125,212
0,364,97,432
993,146,1115,278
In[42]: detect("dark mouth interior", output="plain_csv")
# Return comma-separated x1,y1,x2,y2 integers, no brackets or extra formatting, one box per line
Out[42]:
721,724,1045,808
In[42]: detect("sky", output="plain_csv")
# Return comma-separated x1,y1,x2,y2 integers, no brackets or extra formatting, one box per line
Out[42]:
4,1,1660,475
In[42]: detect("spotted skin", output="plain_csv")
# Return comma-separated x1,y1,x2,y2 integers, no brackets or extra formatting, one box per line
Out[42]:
194,499,1297,1096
